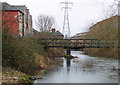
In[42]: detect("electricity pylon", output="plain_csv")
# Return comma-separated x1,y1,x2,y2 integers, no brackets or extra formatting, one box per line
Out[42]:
60,0,73,39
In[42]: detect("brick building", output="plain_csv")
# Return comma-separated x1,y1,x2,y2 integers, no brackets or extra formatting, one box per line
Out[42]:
2,2,33,37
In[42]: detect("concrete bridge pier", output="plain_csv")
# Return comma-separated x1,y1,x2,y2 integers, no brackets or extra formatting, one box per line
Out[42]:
66,48,71,55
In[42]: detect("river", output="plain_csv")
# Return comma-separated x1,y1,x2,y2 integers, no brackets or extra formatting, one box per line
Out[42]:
34,51,118,83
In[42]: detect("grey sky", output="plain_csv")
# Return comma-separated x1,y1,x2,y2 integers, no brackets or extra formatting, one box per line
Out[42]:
1,0,116,36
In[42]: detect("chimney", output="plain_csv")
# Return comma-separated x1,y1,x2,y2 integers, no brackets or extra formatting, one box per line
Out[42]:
51,28,56,32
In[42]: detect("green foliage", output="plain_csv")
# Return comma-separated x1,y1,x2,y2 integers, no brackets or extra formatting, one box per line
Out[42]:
2,29,47,74
2,28,65,76
20,74,32,83
5,71,16,76
2,28,15,66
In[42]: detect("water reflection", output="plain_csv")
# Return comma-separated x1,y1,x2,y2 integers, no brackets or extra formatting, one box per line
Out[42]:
34,51,118,83
66,58,71,71
66,59,71,67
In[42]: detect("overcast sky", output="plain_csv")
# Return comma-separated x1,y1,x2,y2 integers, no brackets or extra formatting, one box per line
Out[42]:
1,0,117,36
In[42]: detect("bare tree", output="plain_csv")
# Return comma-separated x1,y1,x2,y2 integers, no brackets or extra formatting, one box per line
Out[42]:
102,0,118,19
35,15,55,32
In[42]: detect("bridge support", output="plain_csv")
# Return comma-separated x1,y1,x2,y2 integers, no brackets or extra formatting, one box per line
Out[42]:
66,48,71,55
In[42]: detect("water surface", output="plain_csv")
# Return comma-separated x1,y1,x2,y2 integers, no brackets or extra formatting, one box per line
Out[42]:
34,51,118,83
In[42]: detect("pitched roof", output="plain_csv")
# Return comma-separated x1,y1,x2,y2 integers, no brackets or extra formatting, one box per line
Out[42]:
12,5,26,13
2,2,24,14
52,31,64,36
33,29,39,32
2,2,11,10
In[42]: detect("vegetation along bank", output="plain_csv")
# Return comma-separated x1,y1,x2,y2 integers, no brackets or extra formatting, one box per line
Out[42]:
2,29,65,84
83,16,119,59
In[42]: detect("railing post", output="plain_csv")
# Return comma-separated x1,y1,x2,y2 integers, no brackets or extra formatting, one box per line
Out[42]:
91,39,92,48
83,39,85,48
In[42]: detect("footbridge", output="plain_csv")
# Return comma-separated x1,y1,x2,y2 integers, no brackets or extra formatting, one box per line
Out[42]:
38,38,116,55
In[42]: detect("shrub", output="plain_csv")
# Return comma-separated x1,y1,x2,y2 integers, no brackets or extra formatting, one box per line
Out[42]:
2,29,46,74
2,28,15,67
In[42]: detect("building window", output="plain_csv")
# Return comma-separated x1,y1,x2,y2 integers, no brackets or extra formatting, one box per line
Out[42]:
14,15,18,18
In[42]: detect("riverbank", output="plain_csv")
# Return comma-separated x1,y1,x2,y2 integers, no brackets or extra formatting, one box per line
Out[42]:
2,67,32,84
2,30,64,84
2,54,63,84
83,48,119,59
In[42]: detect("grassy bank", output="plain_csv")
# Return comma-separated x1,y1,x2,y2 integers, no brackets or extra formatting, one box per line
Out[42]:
83,48,118,59
2,68,32,84
82,16,119,59
2,29,64,84
2,55,63,84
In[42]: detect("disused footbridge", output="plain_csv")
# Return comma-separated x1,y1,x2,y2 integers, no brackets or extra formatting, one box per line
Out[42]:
38,39,116,55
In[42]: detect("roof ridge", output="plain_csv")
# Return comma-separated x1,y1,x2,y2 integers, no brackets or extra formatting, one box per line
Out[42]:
12,5,26,7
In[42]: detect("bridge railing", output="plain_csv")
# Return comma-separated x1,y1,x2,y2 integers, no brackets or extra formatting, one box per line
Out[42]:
38,38,116,48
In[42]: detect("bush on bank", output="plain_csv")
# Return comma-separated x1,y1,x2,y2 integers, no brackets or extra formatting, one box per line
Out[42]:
2,28,47,75
2,28,65,76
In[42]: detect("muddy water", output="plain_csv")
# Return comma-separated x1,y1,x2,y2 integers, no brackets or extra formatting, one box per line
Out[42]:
34,51,118,83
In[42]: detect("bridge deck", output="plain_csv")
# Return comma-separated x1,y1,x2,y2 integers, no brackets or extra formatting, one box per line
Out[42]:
38,39,115,49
